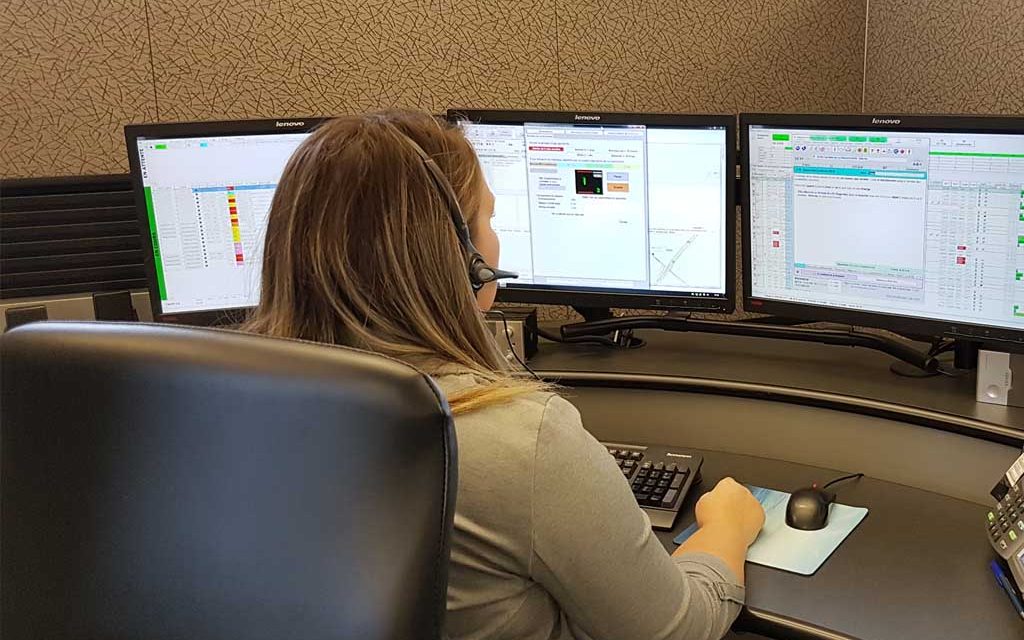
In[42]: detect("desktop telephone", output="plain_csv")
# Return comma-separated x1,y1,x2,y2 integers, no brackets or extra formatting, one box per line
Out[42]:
988,452,1024,592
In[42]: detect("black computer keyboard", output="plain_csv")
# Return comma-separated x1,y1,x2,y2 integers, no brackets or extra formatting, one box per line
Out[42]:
602,442,703,530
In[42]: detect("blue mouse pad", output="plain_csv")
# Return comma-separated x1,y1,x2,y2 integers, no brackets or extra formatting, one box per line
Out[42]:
673,486,868,576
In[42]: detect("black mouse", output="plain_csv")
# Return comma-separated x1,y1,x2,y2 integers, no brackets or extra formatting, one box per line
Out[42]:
786,487,835,531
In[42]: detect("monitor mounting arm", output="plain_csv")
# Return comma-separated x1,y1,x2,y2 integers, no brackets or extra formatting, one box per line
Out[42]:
560,315,939,373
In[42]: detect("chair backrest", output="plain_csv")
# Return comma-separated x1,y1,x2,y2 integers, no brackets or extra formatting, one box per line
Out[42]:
1,322,457,640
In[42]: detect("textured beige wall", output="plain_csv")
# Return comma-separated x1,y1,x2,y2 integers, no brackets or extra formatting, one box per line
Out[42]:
4,0,1019,320
2,0,867,179
5,1,1021,177
1,1,157,177
558,0,865,114
864,0,1024,114
147,1,562,122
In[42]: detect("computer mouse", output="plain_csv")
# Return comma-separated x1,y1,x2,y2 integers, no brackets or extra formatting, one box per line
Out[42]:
786,487,834,531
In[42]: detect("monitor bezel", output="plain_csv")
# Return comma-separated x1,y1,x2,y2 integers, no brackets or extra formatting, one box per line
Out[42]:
125,117,331,326
448,109,737,313
740,112,1024,350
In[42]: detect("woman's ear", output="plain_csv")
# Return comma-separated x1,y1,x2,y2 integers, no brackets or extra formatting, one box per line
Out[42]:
470,184,499,312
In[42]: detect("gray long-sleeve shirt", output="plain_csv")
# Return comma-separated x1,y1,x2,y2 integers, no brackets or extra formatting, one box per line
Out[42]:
434,371,745,640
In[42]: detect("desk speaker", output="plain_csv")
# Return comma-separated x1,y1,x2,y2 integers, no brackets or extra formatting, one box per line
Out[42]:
92,290,139,321
977,350,1023,408
4,305,48,331
484,307,538,364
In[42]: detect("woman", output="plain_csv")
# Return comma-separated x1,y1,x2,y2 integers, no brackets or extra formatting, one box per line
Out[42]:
245,110,765,640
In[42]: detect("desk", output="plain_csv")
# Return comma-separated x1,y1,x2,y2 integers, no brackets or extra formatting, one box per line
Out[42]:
663,449,1019,640
529,329,1023,639
531,330,1023,441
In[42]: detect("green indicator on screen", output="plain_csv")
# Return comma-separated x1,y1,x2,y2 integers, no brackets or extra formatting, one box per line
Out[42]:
930,151,1024,158
810,135,827,141
868,136,888,143
154,144,168,150
829,135,847,142
1019,235,1024,246
1017,272,1023,281
1016,305,1024,318
784,146,793,150
848,136,868,142
772,134,790,141
144,187,167,300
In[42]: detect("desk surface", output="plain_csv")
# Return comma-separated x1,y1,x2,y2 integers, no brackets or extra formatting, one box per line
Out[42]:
661,449,1020,640
530,329,1023,442
526,329,1023,639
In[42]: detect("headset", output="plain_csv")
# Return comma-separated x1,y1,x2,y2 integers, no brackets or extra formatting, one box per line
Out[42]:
399,133,518,293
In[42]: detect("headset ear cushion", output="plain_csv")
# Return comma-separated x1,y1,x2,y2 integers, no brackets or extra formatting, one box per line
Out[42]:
467,252,517,290
466,252,490,286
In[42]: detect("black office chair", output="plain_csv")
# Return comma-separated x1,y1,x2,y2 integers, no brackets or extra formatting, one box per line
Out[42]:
1,322,457,640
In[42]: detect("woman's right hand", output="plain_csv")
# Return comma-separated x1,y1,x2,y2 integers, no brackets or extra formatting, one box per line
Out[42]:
694,477,766,547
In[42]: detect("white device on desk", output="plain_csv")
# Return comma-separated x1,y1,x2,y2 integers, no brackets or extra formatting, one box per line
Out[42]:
978,350,1023,408
988,453,1024,591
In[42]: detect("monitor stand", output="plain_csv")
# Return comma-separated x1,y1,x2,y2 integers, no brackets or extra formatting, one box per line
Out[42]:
572,306,615,323
569,306,645,348
953,340,981,370
890,338,979,378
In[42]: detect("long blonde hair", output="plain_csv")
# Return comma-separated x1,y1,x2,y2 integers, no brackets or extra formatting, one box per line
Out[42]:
243,110,544,413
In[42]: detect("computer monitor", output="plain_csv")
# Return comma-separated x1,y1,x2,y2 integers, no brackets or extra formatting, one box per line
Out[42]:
126,118,327,325
449,110,736,313
742,113,1024,349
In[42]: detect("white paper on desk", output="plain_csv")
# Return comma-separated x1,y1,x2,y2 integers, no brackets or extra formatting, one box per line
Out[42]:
674,486,868,576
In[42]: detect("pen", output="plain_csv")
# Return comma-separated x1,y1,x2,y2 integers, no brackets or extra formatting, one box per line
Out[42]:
990,560,1024,620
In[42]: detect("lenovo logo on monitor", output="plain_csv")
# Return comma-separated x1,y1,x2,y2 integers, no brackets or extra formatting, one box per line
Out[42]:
574,114,601,121
870,117,901,125
275,120,306,127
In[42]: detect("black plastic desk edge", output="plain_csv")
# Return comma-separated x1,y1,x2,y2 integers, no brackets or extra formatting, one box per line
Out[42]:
536,370,1024,447
738,608,860,640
